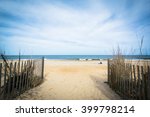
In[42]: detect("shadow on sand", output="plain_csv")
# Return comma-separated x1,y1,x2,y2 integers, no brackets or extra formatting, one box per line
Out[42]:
90,75,121,100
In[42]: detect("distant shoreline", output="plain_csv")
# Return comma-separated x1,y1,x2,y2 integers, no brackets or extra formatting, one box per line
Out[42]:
1,55,150,60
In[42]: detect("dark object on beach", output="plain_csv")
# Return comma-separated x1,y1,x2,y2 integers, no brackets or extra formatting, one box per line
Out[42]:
99,62,102,64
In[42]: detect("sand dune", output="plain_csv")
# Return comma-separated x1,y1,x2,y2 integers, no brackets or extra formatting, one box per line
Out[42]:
16,60,120,100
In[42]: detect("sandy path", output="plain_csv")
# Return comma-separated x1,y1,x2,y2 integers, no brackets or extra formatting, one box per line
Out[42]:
17,60,120,100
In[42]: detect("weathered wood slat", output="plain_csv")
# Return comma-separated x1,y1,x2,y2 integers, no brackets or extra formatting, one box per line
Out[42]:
0,63,2,97
7,63,12,99
42,57,44,79
24,61,28,90
120,65,123,96
147,66,150,99
130,64,133,99
25,61,28,89
137,65,141,99
19,61,24,94
141,66,146,99
28,60,31,88
12,62,17,97
133,65,136,99
116,65,119,92
26,61,29,90
118,65,121,93
128,64,131,99
107,59,110,85
16,60,20,94
22,61,26,91
3,63,7,99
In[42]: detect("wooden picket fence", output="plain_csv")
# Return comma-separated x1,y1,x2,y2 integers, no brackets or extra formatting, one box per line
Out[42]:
0,57,44,100
108,59,150,100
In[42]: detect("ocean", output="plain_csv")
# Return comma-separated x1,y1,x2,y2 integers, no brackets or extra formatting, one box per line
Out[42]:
1,55,150,60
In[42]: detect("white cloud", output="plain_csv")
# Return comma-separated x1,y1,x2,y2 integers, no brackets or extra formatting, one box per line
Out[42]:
0,0,149,55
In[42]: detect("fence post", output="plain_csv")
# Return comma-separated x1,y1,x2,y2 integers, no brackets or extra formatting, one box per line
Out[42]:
127,64,130,99
0,63,2,98
26,61,29,89
24,61,27,90
133,65,136,99
3,63,7,99
31,60,35,88
42,57,44,79
28,60,32,88
141,66,146,99
130,64,133,99
12,62,17,98
16,60,20,94
25,60,29,90
123,74,126,99
147,66,150,99
19,61,24,94
137,65,141,99
107,59,110,84
22,61,27,92
7,62,12,99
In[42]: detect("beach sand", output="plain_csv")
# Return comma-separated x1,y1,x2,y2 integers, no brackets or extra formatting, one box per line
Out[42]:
16,60,120,100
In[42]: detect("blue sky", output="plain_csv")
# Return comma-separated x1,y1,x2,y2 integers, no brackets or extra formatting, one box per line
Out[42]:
0,0,150,55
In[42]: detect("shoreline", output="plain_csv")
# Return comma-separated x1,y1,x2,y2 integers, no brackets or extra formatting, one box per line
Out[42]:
1,58,150,60
1,55,150,61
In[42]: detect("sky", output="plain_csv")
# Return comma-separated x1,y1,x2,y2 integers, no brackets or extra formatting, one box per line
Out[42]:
0,0,150,55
